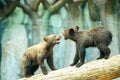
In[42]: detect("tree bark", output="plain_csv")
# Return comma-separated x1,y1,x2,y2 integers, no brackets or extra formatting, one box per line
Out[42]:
0,27,5,80
117,0,120,53
18,2,41,45
19,55,120,80
87,0,99,21
0,0,20,21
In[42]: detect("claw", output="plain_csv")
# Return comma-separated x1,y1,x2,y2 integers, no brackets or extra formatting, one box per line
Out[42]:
43,71,48,75
70,63,75,66
76,63,83,67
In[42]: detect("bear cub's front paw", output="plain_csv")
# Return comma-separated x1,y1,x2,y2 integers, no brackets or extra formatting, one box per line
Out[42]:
76,63,83,67
70,63,75,66
43,71,48,75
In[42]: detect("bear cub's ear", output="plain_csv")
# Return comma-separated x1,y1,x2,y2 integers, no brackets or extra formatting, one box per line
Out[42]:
44,37,48,42
75,26,79,31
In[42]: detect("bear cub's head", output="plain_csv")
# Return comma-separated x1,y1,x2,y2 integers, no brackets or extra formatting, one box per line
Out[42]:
62,26,79,40
44,35,61,44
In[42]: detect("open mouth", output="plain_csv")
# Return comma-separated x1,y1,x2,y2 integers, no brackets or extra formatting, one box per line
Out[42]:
56,36,61,44
64,36,68,40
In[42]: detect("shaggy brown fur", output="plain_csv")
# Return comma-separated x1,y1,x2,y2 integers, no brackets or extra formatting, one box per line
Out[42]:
22,35,61,77
62,26,112,67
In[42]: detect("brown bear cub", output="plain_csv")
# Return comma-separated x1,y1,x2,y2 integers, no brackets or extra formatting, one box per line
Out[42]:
22,35,61,77
62,26,112,67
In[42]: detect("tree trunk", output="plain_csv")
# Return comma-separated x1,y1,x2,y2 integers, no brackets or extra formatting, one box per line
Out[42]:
87,0,99,21
28,12,41,45
41,11,50,37
117,0,120,52
17,3,42,45
19,55,120,80
0,26,5,80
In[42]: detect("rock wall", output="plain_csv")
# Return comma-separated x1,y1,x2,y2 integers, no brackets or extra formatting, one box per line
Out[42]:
1,8,28,80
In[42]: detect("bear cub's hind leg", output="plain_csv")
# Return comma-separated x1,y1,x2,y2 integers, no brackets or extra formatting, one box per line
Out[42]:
97,44,111,59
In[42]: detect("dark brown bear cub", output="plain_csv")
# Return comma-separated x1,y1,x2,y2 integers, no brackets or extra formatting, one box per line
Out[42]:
22,35,61,77
62,26,112,67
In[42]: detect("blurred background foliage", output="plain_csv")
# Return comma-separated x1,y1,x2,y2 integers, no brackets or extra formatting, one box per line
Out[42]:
0,0,120,80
